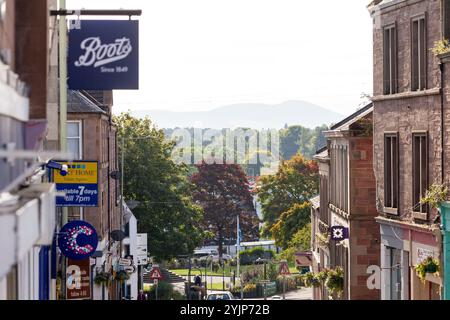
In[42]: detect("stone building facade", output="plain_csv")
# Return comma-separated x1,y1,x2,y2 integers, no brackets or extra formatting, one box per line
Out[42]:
368,0,446,300
312,104,381,300
66,90,121,300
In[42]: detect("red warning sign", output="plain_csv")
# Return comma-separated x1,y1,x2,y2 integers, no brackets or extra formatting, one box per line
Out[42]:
149,266,163,280
279,261,291,276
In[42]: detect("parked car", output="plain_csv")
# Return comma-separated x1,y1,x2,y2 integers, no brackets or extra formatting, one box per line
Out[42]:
212,253,232,262
206,292,235,300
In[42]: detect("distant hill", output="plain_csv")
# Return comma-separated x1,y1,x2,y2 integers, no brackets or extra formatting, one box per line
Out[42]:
132,100,343,129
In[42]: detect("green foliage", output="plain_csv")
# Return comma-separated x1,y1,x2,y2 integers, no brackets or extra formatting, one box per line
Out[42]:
114,113,205,261
257,154,319,246
415,257,440,283
114,270,130,282
243,283,257,293
432,39,450,56
275,275,298,292
147,281,174,300
302,272,320,288
279,223,311,263
279,125,328,160
420,184,448,209
94,271,111,285
315,269,330,283
239,248,275,265
325,267,344,298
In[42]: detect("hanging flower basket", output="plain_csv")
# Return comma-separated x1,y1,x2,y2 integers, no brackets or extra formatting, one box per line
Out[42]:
325,267,344,298
415,256,440,283
302,272,320,288
315,269,330,283
316,232,330,247
94,271,112,286
115,270,130,282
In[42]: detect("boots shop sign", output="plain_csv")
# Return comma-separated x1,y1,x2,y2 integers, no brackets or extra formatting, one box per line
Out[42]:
68,20,139,90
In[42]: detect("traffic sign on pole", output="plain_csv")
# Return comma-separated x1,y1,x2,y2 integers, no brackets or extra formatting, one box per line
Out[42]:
279,260,291,276
149,266,163,280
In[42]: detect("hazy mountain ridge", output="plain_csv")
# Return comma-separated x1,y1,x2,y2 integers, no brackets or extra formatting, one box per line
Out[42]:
131,100,343,129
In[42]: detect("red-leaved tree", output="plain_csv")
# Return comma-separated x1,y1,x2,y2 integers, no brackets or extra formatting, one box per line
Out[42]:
190,161,260,258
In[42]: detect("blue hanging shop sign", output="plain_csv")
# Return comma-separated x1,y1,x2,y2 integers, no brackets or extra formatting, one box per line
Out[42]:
58,220,98,260
68,20,139,90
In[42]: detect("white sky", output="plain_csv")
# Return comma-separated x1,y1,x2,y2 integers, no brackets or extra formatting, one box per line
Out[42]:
67,0,373,115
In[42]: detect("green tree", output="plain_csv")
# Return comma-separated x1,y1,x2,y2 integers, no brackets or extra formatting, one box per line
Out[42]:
280,223,311,262
114,112,205,261
269,202,311,249
257,155,319,249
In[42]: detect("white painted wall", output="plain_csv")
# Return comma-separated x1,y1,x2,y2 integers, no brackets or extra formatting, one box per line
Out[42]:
127,215,138,300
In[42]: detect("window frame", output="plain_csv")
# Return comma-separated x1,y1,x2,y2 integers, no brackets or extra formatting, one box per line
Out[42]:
384,132,399,215
383,22,398,95
412,131,429,217
410,13,427,92
67,120,83,160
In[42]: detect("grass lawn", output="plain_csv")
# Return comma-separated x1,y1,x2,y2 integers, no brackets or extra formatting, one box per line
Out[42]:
169,264,300,278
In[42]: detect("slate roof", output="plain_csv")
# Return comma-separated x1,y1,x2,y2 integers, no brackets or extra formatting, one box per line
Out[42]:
67,90,107,114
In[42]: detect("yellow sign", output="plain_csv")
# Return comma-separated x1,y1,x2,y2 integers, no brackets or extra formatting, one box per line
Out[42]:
54,161,98,184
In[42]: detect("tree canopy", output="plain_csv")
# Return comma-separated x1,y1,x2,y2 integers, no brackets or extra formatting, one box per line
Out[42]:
190,161,260,257
114,112,205,261
257,154,319,251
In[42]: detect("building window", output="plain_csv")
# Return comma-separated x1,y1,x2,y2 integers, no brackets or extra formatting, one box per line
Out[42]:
383,24,397,94
411,15,427,91
443,0,450,40
412,132,428,214
384,133,399,212
67,121,82,160
330,145,349,213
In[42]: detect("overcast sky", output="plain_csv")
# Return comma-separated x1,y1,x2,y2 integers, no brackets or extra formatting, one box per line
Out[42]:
67,0,373,116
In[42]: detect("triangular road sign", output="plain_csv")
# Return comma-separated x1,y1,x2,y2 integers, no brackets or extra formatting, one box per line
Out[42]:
279,261,291,276
149,266,163,280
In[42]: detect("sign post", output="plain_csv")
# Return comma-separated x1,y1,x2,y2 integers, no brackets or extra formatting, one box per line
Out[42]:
278,260,290,300
149,265,163,300
154,279,158,300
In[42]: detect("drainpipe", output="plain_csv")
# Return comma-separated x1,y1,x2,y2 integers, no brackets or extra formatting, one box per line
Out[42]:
440,62,445,184
440,202,450,300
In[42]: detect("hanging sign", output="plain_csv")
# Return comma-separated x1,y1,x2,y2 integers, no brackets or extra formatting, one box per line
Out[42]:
330,226,349,241
58,220,98,260
66,258,91,300
54,161,98,207
68,20,139,90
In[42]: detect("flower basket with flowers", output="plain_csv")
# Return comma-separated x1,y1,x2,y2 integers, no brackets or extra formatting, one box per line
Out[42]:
115,270,130,282
415,256,440,283
325,267,344,298
94,271,112,286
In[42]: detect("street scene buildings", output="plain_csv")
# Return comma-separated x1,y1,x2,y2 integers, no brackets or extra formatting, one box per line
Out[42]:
4,0,450,303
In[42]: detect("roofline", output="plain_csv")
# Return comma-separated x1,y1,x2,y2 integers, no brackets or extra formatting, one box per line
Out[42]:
330,102,373,130
315,145,328,156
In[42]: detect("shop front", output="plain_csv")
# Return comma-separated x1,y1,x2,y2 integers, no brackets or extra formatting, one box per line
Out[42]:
378,217,441,300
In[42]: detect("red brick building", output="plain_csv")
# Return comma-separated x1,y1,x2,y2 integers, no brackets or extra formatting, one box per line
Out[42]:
312,103,381,300
368,0,445,299
66,90,121,300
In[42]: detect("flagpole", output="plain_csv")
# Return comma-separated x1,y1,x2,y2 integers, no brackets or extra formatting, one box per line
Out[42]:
237,214,243,300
